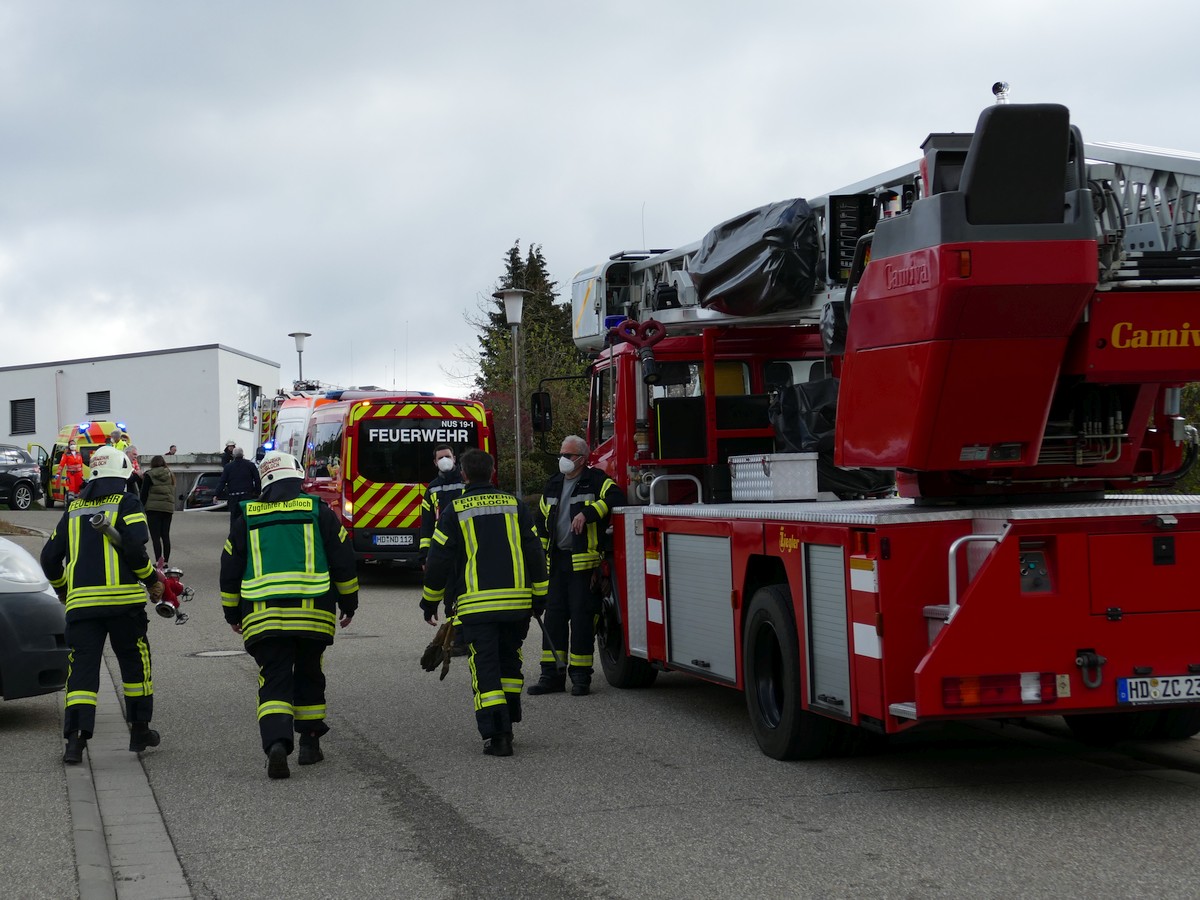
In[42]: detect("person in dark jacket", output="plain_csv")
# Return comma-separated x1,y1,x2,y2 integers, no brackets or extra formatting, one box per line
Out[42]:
215,446,262,529
529,435,625,697
219,450,359,779
41,446,165,764
421,449,547,757
221,440,236,467
139,455,176,564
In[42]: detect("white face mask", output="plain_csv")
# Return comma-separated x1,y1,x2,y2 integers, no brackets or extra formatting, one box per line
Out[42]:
558,455,578,475
436,457,455,473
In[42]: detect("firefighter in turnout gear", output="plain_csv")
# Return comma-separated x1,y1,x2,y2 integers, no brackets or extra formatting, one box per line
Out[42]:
420,443,467,654
530,435,625,697
219,450,359,779
40,446,165,764
421,449,547,757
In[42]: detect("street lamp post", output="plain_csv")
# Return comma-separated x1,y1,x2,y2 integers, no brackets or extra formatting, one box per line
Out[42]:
288,332,312,388
494,289,530,498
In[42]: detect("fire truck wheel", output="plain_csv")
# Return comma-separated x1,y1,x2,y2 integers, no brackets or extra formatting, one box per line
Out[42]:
1149,707,1200,740
1063,710,1160,744
743,584,837,760
597,584,657,689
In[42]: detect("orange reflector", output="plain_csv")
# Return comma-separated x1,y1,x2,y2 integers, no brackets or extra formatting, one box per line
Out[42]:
958,250,971,277
943,672,1056,707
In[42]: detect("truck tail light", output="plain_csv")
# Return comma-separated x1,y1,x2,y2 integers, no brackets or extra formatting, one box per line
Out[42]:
942,672,1056,707
343,499,353,522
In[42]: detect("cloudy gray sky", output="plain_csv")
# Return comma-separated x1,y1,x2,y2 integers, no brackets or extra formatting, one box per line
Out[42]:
2,1,1197,396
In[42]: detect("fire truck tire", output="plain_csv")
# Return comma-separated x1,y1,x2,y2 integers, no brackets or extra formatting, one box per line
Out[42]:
597,587,657,689
1063,710,1160,744
743,584,837,760
1150,708,1200,740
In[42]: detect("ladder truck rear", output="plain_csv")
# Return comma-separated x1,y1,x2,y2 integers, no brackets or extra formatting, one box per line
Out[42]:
542,92,1200,758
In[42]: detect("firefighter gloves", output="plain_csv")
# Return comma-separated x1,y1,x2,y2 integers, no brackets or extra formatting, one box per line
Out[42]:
419,599,439,623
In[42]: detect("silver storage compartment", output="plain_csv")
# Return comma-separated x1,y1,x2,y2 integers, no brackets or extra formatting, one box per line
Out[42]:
729,452,819,501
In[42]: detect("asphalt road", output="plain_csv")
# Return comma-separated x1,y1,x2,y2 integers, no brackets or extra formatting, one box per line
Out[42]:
5,507,1200,899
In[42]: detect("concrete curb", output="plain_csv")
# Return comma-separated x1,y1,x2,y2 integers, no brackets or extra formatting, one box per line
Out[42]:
94,653,191,900
66,756,118,900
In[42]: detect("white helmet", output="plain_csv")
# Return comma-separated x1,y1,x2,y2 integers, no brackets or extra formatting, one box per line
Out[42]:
88,445,132,480
259,450,303,484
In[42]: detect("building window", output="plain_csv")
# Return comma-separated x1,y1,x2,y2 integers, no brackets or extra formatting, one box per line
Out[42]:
10,398,35,435
237,382,261,431
88,391,112,415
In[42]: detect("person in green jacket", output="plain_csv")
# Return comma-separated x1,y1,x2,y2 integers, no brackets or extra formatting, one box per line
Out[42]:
139,455,176,564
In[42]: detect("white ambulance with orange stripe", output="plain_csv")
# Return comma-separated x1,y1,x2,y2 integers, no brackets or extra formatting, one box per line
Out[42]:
270,389,496,565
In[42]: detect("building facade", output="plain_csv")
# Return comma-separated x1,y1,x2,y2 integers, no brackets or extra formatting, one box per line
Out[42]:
1,344,280,461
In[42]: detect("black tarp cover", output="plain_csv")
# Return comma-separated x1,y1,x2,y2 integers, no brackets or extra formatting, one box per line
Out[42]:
688,198,819,317
768,379,895,499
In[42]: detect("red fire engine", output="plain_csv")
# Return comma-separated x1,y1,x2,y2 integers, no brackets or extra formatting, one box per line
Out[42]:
271,389,496,565
537,91,1200,758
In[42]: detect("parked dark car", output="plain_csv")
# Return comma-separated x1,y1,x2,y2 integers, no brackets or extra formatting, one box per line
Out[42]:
0,444,44,511
182,471,223,509
0,537,69,700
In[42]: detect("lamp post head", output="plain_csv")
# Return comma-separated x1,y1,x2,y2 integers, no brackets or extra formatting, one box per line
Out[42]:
493,289,531,327
288,332,312,353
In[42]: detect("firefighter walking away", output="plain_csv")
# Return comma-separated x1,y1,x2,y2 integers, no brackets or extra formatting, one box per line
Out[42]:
421,449,547,757
40,446,165,763
219,450,359,779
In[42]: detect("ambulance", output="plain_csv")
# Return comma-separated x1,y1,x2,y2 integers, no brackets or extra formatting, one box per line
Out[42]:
37,420,129,508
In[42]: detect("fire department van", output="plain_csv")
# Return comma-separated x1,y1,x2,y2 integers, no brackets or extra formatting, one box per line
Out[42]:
271,390,496,565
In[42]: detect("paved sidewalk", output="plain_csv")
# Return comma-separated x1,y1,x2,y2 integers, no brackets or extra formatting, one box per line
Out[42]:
3,525,191,899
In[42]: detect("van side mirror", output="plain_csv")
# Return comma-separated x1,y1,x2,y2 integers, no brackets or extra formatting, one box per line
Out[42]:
531,392,552,433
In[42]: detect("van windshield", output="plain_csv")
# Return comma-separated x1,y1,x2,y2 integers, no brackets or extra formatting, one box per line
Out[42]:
357,419,479,484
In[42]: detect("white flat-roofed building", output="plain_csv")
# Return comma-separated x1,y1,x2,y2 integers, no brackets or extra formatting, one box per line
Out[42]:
1,344,280,460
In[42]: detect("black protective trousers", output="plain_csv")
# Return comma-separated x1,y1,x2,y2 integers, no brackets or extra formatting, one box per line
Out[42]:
247,636,328,754
63,608,153,739
461,618,530,740
540,554,597,684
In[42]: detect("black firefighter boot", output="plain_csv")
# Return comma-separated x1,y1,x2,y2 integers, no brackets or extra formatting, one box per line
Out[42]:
63,731,87,765
129,722,161,753
298,733,324,766
483,733,513,757
527,675,565,696
267,741,290,780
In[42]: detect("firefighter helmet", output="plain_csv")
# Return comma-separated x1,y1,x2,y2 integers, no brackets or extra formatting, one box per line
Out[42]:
259,450,303,484
88,445,132,480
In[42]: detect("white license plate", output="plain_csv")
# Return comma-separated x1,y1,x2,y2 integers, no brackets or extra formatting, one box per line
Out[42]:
1118,675,1200,704
373,534,413,546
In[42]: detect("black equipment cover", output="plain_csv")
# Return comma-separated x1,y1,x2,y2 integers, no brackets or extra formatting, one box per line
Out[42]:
688,198,819,317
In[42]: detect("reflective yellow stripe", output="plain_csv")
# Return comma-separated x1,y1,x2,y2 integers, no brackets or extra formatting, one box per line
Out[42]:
569,653,593,667
137,636,153,697
258,700,294,719
478,689,505,709
65,690,98,707
293,704,326,721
